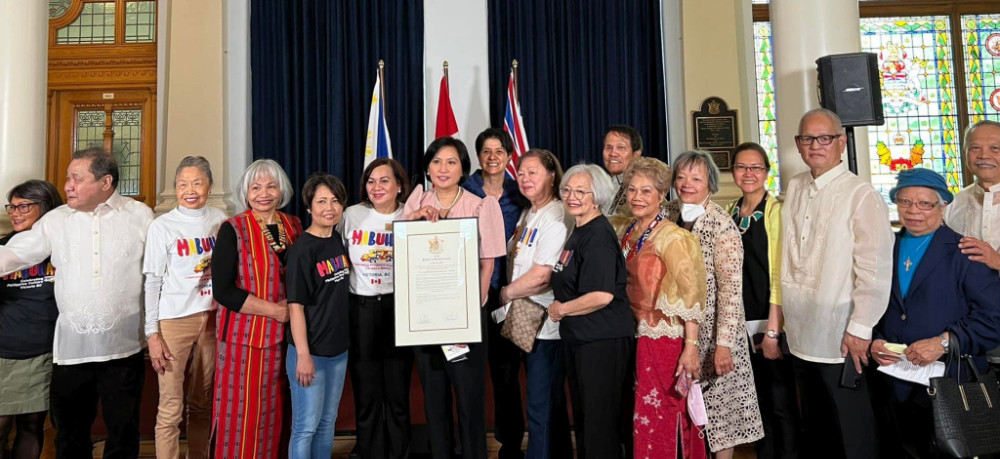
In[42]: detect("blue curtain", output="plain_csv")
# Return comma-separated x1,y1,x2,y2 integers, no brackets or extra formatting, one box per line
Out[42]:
250,0,424,218
488,0,668,167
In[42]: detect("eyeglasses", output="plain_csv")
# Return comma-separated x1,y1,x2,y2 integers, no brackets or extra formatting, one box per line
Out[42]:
794,134,842,146
732,165,768,174
559,187,594,200
895,198,940,211
4,203,38,214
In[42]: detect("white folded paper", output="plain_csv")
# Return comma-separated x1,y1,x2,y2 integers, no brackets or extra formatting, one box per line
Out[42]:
745,319,768,345
442,344,471,362
877,353,946,386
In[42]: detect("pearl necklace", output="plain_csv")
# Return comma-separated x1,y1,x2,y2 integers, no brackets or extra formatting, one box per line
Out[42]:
434,188,463,210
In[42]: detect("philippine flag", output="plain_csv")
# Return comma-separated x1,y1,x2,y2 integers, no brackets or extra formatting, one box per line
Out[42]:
363,69,393,169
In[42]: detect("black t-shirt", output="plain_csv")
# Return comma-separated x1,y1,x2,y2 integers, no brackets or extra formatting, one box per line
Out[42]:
550,215,634,344
733,197,770,321
0,233,59,359
285,232,351,357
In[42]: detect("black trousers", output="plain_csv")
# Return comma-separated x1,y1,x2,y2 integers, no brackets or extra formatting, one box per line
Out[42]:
565,337,633,459
618,337,635,459
348,293,413,459
485,287,526,459
414,314,488,459
50,352,145,459
750,350,801,459
869,371,940,459
792,356,879,459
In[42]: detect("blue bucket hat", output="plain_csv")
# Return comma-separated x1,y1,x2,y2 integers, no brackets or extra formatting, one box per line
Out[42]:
888,168,953,204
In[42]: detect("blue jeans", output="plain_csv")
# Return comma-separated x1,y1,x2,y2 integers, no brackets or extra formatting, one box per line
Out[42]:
525,339,569,459
286,346,349,459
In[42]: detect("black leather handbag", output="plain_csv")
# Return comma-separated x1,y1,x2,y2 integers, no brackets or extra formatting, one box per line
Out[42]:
928,341,1000,458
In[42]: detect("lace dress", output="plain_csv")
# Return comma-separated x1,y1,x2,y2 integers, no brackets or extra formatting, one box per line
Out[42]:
662,200,764,452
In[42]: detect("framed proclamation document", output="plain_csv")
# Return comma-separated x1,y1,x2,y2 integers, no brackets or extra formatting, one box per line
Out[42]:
393,218,482,346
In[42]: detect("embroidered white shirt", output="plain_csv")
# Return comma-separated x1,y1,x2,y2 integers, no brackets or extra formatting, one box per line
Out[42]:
0,192,154,364
780,163,894,363
946,182,1000,362
946,182,1000,255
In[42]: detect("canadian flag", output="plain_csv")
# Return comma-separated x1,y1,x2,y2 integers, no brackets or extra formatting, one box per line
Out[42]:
435,75,459,139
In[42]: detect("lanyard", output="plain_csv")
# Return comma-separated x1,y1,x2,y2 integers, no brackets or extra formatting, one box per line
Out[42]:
620,214,663,261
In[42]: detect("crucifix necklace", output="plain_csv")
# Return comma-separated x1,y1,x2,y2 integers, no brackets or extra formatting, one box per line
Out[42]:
903,235,932,272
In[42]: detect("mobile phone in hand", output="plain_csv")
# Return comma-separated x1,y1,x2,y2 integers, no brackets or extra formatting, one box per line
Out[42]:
840,360,862,390
675,373,692,397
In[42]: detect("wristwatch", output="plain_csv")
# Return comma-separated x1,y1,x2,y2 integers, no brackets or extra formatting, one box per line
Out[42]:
941,333,950,352
765,330,779,340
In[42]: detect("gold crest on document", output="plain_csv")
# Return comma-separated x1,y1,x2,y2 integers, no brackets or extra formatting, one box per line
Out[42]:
428,236,444,254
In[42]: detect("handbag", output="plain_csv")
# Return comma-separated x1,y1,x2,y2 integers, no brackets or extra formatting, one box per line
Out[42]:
928,338,1000,458
500,297,547,353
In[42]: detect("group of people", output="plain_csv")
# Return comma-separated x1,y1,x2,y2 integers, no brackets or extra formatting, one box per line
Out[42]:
0,110,999,459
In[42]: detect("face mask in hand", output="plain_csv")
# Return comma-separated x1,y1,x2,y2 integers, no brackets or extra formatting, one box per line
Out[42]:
687,381,708,427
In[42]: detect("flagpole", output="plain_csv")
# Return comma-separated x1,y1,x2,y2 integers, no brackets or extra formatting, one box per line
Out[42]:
512,59,520,103
378,59,386,121
443,60,449,89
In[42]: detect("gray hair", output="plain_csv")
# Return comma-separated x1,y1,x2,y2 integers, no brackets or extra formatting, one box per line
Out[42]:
236,159,294,211
672,150,720,194
964,120,1000,154
561,163,617,214
174,156,214,186
798,108,844,134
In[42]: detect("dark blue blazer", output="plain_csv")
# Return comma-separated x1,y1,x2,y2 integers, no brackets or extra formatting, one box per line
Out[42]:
874,225,1000,401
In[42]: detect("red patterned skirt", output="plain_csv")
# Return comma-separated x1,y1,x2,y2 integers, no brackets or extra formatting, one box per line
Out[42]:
634,336,707,459
213,340,286,459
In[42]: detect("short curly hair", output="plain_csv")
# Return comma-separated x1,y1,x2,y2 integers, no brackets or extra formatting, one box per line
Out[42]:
621,157,671,196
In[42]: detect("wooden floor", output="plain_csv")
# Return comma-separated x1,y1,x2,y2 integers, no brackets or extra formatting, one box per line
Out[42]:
45,437,756,459
28,422,755,458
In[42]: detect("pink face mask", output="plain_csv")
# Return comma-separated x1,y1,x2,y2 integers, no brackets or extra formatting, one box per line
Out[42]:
687,382,708,427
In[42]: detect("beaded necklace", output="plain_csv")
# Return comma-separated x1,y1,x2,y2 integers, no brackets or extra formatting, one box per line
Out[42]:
731,196,765,234
620,214,663,261
253,212,288,253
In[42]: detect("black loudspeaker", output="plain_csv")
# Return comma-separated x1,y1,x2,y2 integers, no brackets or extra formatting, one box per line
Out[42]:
816,53,884,127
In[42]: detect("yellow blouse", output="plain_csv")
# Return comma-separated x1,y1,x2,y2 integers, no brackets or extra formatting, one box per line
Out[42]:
612,216,708,339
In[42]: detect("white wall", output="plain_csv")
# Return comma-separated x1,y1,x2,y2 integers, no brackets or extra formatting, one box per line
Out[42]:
423,0,491,170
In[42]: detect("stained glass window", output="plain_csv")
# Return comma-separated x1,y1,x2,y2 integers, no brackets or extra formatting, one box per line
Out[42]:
124,1,156,43
56,2,116,45
963,13,1000,124
860,16,962,219
49,0,71,19
112,110,143,197
753,22,780,193
75,111,106,151
73,109,143,197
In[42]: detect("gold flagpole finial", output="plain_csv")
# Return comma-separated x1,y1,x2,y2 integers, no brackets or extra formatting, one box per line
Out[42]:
379,59,385,70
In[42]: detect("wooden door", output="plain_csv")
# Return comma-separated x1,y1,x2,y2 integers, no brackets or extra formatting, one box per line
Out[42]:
48,89,156,206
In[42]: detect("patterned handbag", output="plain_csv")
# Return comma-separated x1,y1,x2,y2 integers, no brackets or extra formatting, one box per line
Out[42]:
500,298,547,353
928,341,1000,458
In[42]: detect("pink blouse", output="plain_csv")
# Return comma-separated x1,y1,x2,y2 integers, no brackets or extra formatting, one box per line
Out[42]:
403,185,507,259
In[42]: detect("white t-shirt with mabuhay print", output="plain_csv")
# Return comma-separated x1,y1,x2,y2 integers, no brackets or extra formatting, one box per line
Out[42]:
339,204,403,296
